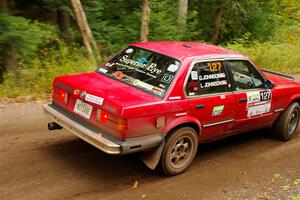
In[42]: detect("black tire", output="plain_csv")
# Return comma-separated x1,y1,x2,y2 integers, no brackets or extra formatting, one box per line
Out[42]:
160,127,198,176
273,102,300,141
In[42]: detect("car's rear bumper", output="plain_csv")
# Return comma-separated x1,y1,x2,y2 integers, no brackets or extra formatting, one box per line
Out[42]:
43,104,163,154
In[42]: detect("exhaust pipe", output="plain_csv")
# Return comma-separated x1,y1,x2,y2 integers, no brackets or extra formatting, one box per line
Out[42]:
48,122,63,131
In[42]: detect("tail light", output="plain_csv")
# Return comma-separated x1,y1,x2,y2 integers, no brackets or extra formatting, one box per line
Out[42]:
73,89,80,96
59,90,68,104
97,109,108,124
96,109,127,131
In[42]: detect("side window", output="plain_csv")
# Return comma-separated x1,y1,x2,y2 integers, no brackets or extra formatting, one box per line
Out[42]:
228,60,264,91
186,61,229,96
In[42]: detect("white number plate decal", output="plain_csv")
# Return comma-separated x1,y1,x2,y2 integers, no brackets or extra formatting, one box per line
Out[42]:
246,90,272,117
74,99,93,119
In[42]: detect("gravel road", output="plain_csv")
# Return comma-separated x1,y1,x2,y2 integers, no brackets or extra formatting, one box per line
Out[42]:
1,76,300,200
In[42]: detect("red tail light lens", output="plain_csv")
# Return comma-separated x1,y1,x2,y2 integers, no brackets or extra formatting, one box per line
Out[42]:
100,110,108,123
97,109,108,124
59,90,68,104
96,109,127,131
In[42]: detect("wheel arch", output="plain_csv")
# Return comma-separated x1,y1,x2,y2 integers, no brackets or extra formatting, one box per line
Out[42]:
287,94,300,108
162,116,202,138
291,98,300,105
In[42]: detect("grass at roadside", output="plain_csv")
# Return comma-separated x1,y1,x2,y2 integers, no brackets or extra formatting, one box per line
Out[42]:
225,41,300,74
0,56,96,98
293,194,300,200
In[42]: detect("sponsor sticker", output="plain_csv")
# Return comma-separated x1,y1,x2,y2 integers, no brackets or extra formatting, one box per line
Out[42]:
191,71,198,80
161,74,174,84
167,64,179,72
248,103,271,117
133,79,140,86
247,91,261,103
125,48,134,54
85,94,104,105
120,55,162,75
105,62,111,67
169,96,182,100
98,68,108,73
138,81,154,91
212,105,224,116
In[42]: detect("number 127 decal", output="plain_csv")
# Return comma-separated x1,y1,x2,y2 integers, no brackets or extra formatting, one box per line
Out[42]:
260,90,271,101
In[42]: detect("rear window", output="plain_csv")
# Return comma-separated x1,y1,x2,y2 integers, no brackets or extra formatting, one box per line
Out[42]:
97,47,181,97
186,61,229,96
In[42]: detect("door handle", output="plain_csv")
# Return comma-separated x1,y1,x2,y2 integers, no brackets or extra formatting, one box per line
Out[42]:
239,98,247,103
196,104,205,109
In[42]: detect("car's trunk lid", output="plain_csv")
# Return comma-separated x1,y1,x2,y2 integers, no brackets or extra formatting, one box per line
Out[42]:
53,72,161,116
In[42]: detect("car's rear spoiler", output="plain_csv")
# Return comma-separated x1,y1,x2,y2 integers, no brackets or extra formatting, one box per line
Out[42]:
261,68,295,80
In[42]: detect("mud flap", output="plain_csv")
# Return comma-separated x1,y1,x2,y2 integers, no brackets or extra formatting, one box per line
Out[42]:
140,138,165,170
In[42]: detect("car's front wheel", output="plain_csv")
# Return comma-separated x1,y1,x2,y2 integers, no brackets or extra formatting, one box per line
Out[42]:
160,127,198,176
273,102,300,141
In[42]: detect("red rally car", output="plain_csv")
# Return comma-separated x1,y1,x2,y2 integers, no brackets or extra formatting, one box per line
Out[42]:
43,42,300,176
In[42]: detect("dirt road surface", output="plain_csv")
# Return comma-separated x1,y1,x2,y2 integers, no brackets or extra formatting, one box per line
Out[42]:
1,77,300,200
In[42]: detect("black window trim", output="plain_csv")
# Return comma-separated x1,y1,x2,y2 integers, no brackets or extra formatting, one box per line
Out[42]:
225,58,267,92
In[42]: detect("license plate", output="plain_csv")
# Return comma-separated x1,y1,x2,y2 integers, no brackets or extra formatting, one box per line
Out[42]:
74,99,93,119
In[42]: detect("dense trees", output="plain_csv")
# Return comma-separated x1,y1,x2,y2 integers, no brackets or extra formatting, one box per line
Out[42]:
0,0,299,84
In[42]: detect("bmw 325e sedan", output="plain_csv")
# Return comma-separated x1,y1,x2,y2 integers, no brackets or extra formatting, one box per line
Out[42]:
43,42,300,176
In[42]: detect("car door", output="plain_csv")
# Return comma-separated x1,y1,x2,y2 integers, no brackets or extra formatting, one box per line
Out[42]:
226,59,276,132
185,59,236,140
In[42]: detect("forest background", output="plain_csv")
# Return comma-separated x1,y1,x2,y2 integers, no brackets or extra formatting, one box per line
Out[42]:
0,0,299,98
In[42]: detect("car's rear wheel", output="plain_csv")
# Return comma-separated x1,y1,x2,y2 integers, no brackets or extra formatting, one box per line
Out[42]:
273,102,300,141
160,127,198,176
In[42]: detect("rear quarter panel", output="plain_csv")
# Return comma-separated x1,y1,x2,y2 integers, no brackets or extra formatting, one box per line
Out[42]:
123,100,198,138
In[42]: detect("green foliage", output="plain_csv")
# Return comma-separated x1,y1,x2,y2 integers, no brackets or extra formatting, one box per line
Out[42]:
225,40,300,74
84,0,182,55
225,0,300,74
0,13,57,62
187,0,278,43
293,194,300,200
149,0,182,41
0,41,94,98
84,0,141,56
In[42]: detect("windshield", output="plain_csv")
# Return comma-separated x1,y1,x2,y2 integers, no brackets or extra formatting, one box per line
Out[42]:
96,46,181,97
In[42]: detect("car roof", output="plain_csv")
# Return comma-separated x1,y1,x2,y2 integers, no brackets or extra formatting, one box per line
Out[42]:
131,41,242,61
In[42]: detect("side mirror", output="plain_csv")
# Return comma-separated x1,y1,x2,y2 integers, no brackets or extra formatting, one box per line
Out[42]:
265,79,274,89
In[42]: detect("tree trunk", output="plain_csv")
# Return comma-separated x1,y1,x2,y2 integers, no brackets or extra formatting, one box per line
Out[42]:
70,0,100,62
3,43,18,73
140,0,150,42
211,6,224,44
57,1,71,37
0,0,8,12
177,0,188,30
0,0,19,83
